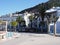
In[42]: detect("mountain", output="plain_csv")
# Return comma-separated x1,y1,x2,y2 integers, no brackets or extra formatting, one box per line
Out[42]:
16,0,60,14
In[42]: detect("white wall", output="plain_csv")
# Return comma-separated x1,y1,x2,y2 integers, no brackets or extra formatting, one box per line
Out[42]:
57,10,60,16
56,22,60,33
56,17,60,34
49,23,54,33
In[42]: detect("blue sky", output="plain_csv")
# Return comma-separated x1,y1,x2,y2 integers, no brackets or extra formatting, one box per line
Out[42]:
0,0,48,16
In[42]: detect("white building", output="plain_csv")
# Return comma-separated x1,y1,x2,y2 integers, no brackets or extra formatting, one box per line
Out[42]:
0,12,34,28
0,14,23,24
0,13,24,30
0,11,47,32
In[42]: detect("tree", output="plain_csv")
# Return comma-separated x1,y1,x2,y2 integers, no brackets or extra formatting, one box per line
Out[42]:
16,16,23,23
46,13,59,36
29,15,34,28
16,16,25,31
11,21,18,32
49,0,60,7
16,16,23,28
53,16,58,36
38,3,46,21
38,3,46,32
46,14,51,33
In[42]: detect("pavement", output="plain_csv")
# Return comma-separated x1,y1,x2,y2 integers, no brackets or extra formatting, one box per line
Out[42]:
0,33,60,45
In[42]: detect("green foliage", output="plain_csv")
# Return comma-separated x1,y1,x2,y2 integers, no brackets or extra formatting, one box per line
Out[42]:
49,0,60,7
38,3,46,21
16,16,23,23
11,21,18,27
29,15,34,21
29,15,34,28
19,0,60,14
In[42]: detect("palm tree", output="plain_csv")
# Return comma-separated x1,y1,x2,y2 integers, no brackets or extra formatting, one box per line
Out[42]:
29,15,34,28
16,16,24,31
16,16,23,27
16,16,23,24
38,3,46,32
11,21,18,32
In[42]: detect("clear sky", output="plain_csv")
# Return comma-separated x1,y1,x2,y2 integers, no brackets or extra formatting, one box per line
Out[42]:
0,0,48,16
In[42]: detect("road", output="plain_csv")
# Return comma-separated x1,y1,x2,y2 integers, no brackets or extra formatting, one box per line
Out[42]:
0,33,60,45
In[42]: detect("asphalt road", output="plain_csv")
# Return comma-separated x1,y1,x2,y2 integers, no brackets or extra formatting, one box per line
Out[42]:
0,33,60,45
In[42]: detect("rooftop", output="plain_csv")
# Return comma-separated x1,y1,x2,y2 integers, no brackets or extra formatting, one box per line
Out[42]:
45,7,60,13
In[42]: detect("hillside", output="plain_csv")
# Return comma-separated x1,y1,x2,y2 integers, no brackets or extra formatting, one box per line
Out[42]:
16,0,60,14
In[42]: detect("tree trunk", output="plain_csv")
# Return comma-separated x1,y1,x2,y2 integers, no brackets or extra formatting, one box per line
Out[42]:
54,23,56,36
40,24,43,33
40,24,42,33
47,20,50,34
18,23,19,30
31,20,32,28
14,26,16,32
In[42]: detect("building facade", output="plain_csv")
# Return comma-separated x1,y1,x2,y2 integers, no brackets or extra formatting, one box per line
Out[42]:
0,11,47,32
